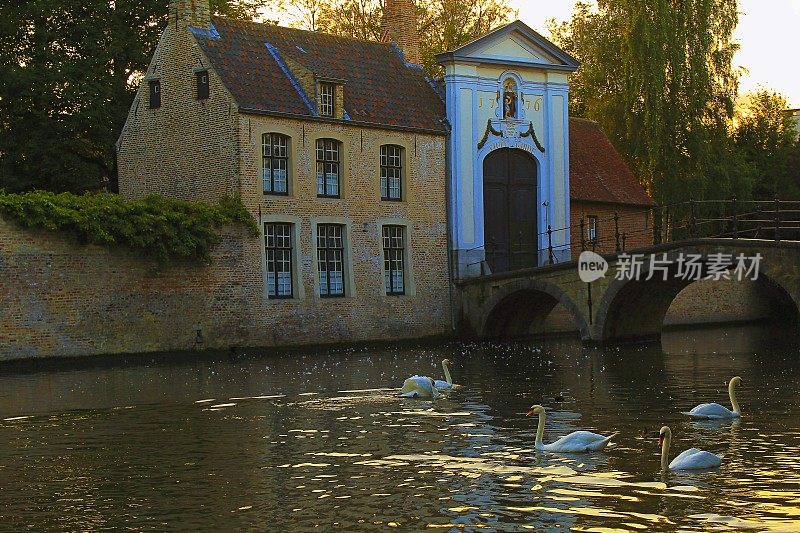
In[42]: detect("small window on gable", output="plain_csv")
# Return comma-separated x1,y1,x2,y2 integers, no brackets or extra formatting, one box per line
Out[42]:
196,70,209,100
319,82,335,117
149,79,161,109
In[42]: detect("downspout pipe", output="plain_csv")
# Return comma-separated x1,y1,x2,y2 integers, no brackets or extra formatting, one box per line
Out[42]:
443,116,456,333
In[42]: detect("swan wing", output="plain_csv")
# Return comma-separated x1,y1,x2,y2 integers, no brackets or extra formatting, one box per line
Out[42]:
684,403,738,419
433,380,452,389
669,449,723,470
400,376,439,398
543,431,617,453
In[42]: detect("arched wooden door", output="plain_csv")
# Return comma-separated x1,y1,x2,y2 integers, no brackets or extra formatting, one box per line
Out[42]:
483,148,538,273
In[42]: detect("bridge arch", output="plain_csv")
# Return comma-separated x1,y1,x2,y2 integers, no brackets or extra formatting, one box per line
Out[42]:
595,251,800,343
479,278,590,340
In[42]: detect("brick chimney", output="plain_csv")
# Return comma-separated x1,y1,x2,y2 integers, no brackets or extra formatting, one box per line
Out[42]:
169,0,211,30
382,0,420,65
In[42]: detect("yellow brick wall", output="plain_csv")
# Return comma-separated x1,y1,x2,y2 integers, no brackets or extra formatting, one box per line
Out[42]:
106,21,453,359
237,115,451,345
116,24,240,202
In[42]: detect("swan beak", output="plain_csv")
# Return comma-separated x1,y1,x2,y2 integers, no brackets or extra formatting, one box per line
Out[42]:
658,435,664,446
526,410,534,417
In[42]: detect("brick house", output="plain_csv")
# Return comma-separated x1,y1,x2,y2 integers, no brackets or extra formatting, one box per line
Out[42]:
568,118,655,257
116,0,653,347
117,0,453,345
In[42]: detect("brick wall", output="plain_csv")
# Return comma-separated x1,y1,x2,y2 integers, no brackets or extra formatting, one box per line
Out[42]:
570,201,654,258
35,17,452,361
116,20,240,202
237,114,451,348
0,215,451,361
382,0,420,64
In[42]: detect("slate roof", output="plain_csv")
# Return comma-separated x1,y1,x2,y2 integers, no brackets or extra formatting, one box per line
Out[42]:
569,118,655,207
192,17,448,134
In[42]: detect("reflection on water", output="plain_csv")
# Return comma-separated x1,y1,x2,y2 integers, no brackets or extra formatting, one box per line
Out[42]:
1,325,799,531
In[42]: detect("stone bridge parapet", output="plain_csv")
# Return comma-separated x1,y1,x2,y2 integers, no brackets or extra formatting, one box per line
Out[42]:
457,239,800,343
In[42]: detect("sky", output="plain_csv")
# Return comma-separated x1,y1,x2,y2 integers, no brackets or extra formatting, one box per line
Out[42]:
511,0,800,108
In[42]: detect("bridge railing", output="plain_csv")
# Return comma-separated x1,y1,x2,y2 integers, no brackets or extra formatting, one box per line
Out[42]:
523,198,800,265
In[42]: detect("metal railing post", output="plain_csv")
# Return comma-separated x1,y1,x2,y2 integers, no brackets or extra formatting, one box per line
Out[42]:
614,212,620,252
579,217,586,252
732,196,738,239
689,198,696,238
775,196,781,242
547,225,554,264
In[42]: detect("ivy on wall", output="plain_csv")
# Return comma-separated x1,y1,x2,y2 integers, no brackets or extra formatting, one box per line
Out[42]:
0,191,258,265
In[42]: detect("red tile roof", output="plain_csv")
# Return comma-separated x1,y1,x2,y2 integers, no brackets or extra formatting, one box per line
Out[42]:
193,17,448,134
569,118,655,206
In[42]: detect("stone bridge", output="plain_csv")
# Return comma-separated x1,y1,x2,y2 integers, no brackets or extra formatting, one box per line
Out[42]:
457,239,800,343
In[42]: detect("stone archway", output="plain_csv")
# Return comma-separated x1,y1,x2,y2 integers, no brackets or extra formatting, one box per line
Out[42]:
479,279,589,340
594,256,800,343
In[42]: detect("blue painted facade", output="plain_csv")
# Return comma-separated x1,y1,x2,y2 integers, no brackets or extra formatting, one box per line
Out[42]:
437,21,580,279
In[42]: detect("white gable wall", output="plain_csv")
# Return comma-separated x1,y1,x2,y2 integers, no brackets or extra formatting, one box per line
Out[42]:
440,22,578,279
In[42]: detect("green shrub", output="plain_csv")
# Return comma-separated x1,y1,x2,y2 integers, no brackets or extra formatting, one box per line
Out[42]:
0,191,258,265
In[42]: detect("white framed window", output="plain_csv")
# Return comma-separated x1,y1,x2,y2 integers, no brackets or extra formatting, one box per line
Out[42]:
317,224,345,297
380,145,403,201
262,133,289,195
264,222,293,298
316,138,340,197
319,82,335,117
382,225,405,294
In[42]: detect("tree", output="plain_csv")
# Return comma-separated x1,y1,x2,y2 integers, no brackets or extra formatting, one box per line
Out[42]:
416,0,516,75
548,0,748,205
288,0,515,76
0,0,272,194
317,0,384,41
733,89,799,199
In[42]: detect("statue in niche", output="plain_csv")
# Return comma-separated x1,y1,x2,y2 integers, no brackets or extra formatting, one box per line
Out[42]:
502,78,517,119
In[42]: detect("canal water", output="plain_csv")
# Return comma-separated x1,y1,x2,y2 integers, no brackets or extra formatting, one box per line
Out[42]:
1,325,799,531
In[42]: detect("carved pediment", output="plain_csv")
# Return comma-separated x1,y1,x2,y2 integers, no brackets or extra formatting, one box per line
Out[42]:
436,20,580,72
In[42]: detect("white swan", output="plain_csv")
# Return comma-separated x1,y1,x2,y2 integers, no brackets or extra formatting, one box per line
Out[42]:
659,426,722,470
684,376,742,419
400,375,440,398
434,359,456,389
527,405,618,453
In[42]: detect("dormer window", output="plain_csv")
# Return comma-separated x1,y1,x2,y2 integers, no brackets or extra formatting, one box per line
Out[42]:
319,82,335,117
149,79,161,109
196,70,209,100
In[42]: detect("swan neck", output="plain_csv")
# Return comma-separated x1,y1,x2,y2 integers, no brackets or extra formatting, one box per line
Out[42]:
729,380,740,414
442,361,452,385
661,432,671,470
535,410,545,447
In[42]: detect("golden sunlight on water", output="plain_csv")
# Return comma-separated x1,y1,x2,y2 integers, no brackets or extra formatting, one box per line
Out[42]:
1,324,799,531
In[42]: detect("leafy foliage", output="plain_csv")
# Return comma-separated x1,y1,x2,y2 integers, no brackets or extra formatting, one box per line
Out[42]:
548,0,750,205
733,90,799,199
0,0,273,194
0,191,258,265
288,0,515,76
